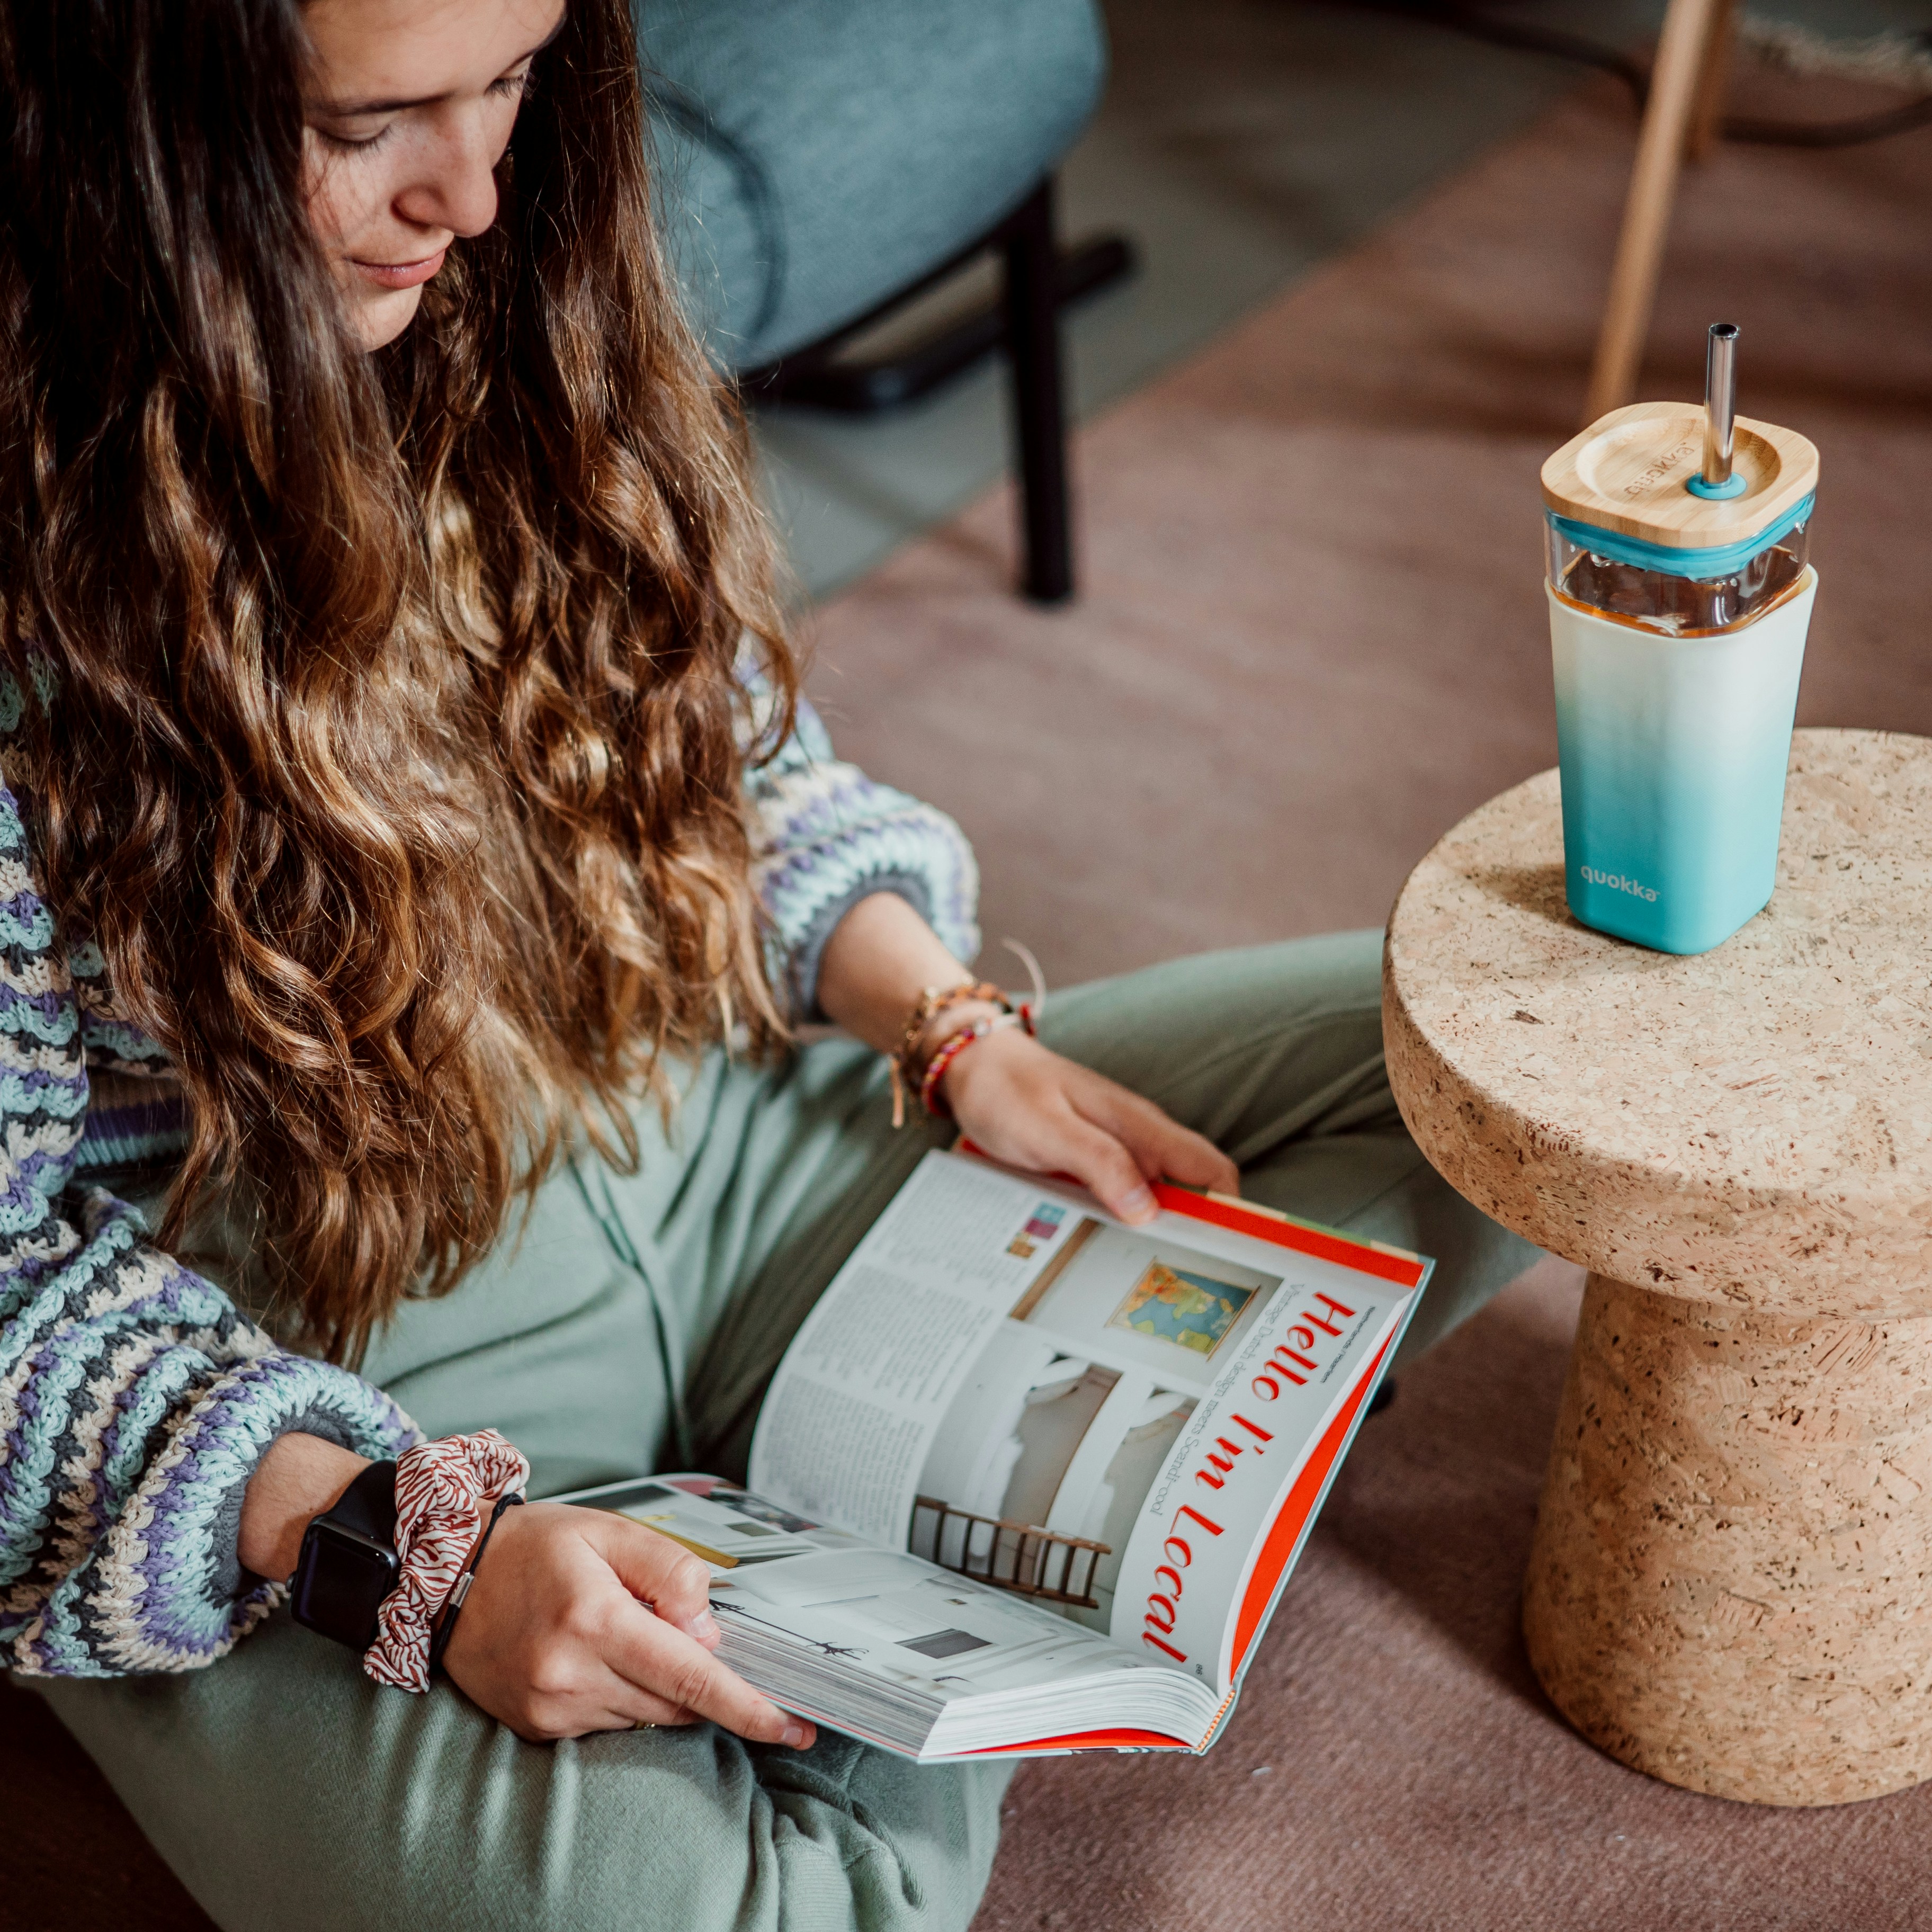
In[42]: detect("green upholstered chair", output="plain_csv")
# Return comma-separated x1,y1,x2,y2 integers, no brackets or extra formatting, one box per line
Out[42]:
636,0,1114,601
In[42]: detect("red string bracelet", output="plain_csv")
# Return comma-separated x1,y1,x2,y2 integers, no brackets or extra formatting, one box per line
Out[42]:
917,1006,1039,1120
891,940,1049,1125
889,980,1008,1127
918,1019,992,1120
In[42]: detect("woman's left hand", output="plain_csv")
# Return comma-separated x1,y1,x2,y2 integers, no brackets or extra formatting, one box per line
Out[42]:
815,892,1238,1223
938,1024,1237,1225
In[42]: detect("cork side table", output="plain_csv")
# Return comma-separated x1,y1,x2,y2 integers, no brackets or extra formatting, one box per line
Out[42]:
1383,729,1932,1808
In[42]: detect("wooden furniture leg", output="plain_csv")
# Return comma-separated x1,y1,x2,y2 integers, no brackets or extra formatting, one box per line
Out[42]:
1686,0,1738,163
1583,0,1724,422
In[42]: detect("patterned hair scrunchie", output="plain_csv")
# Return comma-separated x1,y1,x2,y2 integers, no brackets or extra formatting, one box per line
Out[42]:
363,1428,530,1693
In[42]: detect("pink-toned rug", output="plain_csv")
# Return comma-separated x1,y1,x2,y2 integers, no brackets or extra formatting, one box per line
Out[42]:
804,74,1932,998
796,65,1932,1932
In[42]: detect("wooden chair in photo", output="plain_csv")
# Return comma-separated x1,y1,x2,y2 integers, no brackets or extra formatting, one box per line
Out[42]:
1586,0,1739,421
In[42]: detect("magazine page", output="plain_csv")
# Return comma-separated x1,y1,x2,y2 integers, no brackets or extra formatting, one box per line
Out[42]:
748,1149,1425,1687
553,1472,1176,1756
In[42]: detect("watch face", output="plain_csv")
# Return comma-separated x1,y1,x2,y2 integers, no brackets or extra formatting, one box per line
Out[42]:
292,1522,400,1651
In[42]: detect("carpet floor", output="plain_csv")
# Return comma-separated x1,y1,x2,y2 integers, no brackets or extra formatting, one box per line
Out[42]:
10,57,1932,1932
976,1262,1932,1932
802,71,1932,995
795,61,1932,1932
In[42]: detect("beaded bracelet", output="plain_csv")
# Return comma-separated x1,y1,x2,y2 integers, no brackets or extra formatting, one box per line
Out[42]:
917,1013,1031,1120
889,980,1010,1127
888,943,1050,1126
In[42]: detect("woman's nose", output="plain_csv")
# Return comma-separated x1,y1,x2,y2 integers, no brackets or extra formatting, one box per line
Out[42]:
392,112,502,239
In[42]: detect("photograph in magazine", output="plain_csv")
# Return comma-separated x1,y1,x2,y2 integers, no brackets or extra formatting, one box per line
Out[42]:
913,1212,1286,1633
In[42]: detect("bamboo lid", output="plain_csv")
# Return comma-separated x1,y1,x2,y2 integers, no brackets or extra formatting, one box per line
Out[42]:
1541,401,1820,551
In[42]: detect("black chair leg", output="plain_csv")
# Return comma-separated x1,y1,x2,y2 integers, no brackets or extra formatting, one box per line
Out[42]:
1001,180,1075,605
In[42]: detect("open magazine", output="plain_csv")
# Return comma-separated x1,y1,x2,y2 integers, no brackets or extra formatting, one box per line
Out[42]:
559,1147,1428,1761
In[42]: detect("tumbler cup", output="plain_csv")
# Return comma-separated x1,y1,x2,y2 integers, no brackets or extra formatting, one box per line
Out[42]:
1540,326,1821,955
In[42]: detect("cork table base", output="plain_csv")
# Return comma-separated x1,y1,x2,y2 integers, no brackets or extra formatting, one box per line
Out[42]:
1524,1274,1932,1805
1384,730,1932,1807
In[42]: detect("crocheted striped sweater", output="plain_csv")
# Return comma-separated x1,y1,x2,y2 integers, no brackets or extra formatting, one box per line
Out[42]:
0,694,977,1677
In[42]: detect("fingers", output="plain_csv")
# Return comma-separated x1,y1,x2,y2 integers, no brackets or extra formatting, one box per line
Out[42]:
1052,1110,1163,1223
532,1683,697,1743
573,1669,820,1753
592,1514,721,1647
602,1596,816,1749
945,1030,1241,1218
499,1658,707,1746
1081,1083,1239,1198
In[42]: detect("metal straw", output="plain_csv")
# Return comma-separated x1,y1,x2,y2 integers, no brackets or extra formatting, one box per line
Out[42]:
1702,322,1740,488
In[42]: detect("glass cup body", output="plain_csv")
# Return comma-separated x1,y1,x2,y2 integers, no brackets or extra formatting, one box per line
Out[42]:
1545,516,1810,637
1546,518,1818,955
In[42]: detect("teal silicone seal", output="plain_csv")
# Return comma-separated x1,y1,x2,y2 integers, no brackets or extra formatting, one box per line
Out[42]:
1685,471,1748,500
1547,491,1813,580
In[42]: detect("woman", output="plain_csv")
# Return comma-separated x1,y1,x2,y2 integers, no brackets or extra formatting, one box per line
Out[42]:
0,0,1531,1926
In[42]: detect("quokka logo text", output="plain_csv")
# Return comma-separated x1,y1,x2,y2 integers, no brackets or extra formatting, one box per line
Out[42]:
1580,865,1658,903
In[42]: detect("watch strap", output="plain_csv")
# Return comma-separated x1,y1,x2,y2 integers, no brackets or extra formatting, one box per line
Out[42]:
323,1457,399,1542
289,1458,401,1652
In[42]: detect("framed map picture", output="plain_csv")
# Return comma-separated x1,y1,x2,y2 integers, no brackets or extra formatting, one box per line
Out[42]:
1105,1262,1256,1359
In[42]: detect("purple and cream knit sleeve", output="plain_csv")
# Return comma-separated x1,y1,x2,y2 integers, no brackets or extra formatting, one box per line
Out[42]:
0,784,418,1678
744,687,980,1015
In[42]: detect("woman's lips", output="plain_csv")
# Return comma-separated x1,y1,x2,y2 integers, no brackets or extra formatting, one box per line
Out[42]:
351,247,448,292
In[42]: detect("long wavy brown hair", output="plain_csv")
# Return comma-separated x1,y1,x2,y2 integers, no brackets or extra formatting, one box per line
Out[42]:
0,0,795,1359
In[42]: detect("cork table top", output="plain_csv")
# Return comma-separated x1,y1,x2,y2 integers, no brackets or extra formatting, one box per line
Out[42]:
1383,728,1932,1318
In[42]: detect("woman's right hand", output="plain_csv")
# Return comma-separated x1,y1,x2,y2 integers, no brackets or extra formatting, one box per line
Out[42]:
438,1500,816,1748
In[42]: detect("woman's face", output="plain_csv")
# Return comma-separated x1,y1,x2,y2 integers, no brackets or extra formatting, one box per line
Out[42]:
302,0,567,350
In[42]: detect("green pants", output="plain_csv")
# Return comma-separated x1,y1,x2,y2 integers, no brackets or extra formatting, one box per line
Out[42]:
37,935,1532,1932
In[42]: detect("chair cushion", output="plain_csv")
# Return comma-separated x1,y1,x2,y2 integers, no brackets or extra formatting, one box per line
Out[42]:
633,0,1106,369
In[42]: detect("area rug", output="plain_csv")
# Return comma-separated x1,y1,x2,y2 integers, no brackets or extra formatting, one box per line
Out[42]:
803,71,1932,996
793,61,1932,1932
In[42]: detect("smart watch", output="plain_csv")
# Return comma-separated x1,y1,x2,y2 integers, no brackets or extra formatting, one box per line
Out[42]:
289,1458,400,1651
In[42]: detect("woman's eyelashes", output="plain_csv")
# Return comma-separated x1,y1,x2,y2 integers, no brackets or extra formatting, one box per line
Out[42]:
313,120,396,155
307,67,531,154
